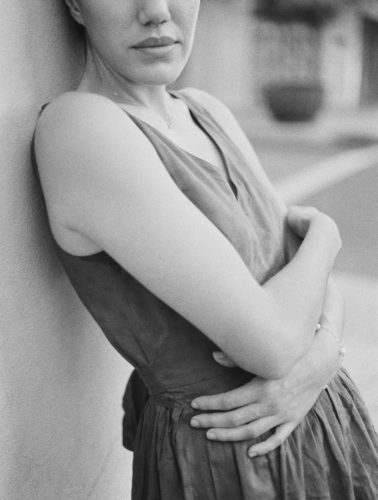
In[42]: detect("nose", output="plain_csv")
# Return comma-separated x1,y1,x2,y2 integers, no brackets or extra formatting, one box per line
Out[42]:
138,0,172,25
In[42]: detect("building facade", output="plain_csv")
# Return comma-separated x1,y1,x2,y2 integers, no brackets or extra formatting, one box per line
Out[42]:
180,0,378,113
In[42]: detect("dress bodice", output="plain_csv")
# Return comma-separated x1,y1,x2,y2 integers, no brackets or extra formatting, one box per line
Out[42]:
47,90,286,402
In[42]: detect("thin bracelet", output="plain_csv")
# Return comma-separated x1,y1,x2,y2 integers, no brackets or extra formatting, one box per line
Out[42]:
315,323,347,361
315,323,346,390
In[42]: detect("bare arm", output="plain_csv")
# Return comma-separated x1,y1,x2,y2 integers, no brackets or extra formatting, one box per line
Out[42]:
189,229,344,454
35,92,340,380
179,89,345,454
184,86,345,357
189,85,345,358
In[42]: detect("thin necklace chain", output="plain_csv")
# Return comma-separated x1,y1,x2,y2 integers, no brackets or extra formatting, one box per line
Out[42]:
112,91,174,129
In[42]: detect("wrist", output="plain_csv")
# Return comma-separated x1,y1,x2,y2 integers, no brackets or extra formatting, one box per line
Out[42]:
315,322,346,365
304,225,337,273
315,325,345,386
309,217,341,260
302,327,343,390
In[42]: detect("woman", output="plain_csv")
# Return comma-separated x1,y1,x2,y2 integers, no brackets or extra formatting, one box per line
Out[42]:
34,0,378,498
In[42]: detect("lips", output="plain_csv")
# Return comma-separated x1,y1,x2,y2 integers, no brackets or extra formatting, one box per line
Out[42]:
133,36,177,49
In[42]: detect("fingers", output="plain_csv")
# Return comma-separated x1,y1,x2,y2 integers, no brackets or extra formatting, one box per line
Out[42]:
212,351,238,368
191,381,259,411
190,404,265,429
248,422,296,458
286,206,318,238
204,416,279,442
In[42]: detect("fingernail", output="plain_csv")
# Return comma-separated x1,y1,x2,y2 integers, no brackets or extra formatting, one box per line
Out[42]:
191,401,199,409
207,431,216,440
191,418,200,428
248,449,257,458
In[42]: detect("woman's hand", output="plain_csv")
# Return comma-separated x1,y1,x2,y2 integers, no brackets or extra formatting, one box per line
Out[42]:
189,209,344,456
190,354,323,458
287,206,342,253
190,326,342,458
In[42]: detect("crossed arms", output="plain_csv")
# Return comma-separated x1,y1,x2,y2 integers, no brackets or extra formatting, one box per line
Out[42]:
35,89,345,456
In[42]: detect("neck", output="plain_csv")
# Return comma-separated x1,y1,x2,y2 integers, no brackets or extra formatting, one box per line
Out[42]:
78,45,173,123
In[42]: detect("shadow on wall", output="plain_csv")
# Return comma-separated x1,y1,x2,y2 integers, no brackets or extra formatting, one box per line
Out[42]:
0,2,132,499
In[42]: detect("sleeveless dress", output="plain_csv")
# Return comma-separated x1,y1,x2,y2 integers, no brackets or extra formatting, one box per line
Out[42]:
35,90,378,499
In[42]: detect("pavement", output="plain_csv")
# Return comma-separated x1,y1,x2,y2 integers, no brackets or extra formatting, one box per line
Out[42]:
235,103,378,427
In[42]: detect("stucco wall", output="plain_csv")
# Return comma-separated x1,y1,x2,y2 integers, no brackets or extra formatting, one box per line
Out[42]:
0,1,133,498
181,0,255,111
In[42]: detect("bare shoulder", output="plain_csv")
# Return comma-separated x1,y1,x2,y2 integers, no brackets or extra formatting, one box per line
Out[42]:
35,90,161,193
37,91,117,132
178,87,235,126
34,91,166,251
36,92,130,181
35,91,137,156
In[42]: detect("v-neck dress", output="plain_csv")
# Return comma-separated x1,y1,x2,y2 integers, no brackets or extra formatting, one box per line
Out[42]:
36,90,378,499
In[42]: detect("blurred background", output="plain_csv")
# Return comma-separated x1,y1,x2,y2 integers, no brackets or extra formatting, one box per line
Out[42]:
180,0,378,182
177,0,378,426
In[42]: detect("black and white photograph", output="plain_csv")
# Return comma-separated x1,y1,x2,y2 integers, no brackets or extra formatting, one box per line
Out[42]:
1,0,378,498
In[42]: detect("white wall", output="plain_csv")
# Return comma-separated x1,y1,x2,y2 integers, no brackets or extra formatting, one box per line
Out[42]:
182,0,255,111
0,1,132,498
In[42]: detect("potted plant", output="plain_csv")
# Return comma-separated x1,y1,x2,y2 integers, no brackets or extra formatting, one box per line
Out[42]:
253,0,355,121
263,81,324,122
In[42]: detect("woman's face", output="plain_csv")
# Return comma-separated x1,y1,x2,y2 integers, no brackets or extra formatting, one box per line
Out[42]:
66,0,200,86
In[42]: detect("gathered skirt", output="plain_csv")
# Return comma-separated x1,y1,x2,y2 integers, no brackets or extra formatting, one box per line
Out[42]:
126,368,378,499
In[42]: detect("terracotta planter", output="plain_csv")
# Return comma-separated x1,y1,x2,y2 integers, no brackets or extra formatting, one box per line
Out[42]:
264,82,324,122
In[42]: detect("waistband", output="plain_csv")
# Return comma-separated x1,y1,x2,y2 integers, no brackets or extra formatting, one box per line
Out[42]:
137,365,252,408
